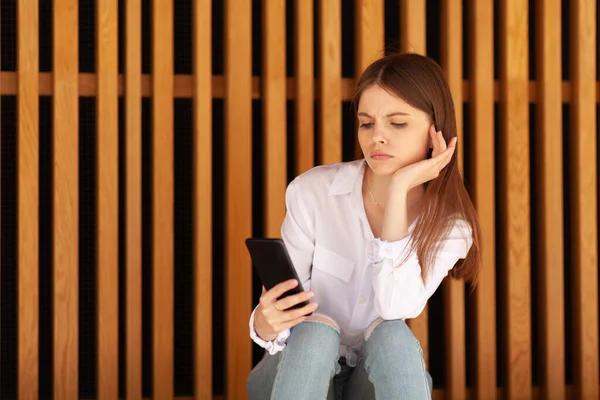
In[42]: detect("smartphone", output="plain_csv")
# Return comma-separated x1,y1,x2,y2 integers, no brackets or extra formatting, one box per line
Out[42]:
245,238,312,314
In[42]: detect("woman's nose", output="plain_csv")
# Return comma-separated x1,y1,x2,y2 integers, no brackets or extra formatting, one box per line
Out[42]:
371,126,387,143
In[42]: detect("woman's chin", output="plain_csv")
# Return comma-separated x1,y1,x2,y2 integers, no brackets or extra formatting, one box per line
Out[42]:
365,160,398,176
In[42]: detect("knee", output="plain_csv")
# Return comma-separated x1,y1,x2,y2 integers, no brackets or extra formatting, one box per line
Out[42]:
363,319,422,360
287,313,340,356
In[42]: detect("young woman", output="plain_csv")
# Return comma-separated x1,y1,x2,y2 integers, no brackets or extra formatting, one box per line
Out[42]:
246,53,481,400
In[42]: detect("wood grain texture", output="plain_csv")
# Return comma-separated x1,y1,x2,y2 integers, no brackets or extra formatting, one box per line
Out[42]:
570,0,599,398
294,0,314,175
355,0,384,76
96,0,119,398
318,0,342,164
400,0,426,54
500,0,532,398
53,0,79,398
225,0,253,398
152,0,174,398
194,0,213,399
536,0,566,399
441,1,465,398
125,0,142,398
263,0,287,238
468,0,497,398
18,0,39,397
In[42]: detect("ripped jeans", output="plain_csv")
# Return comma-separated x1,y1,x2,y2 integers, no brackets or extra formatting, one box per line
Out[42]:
246,318,432,400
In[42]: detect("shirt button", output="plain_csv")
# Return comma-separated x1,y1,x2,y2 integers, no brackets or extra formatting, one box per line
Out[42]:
359,296,366,304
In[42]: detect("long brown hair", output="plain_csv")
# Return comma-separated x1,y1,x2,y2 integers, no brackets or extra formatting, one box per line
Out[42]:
352,53,481,284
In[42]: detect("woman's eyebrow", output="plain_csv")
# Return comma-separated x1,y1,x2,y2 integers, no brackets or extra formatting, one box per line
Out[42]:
357,111,411,118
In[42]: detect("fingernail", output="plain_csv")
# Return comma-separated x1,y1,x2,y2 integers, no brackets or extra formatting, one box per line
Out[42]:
307,291,314,297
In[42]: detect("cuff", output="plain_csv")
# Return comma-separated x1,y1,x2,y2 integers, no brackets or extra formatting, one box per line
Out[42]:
366,236,412,265
249,306,291,355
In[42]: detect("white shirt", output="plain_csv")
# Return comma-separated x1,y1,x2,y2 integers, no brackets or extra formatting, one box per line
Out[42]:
249,159,473,368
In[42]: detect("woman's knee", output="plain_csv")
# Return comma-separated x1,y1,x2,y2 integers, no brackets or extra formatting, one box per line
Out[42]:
287,313,341,356
363,318,423,359
304,312,341,333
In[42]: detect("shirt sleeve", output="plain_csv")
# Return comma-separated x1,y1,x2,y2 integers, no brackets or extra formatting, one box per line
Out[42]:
366,219,473,320
248,179,315,353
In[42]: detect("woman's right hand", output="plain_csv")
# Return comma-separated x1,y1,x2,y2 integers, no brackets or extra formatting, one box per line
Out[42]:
254,279,319,341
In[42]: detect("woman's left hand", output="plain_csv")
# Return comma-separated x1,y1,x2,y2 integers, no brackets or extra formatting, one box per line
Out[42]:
391,125,457,191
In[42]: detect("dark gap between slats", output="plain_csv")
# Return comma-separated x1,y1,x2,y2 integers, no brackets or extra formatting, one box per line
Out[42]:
79,0,96,73
0,95,17,399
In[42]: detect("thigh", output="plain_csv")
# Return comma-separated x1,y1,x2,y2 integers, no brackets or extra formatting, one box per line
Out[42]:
342,358,376,400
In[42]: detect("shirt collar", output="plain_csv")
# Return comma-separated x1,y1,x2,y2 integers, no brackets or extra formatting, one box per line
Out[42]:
328,159,366,196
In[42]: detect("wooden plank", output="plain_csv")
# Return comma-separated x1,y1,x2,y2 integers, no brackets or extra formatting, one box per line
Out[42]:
400,0,426,54
468,0,497,398
355,0,384,76
570,0,599,398
401,0,428,366
96,0,119,398
194,0,213,399
294,0,314,175
263,0,287,238
535,0,565,399
17,0,39,397
440,1,465,398
53,0,79,398
318,0,341,164
152,0,174,398
125,0,142,398
499,0,531,398
225,0,253,398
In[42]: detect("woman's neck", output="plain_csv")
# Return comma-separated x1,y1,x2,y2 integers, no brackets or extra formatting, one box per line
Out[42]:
364,166,425,217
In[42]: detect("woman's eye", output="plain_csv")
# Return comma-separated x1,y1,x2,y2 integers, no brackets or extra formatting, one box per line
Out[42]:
391,122,407,128
359,122,373,129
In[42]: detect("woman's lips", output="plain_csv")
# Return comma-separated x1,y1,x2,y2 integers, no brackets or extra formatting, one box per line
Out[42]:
370,153,392,160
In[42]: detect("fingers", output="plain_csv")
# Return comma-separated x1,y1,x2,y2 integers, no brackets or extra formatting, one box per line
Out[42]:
276,289,315,311
262,279,298,303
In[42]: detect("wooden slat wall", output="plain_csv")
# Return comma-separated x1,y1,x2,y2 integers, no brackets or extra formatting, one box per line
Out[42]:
17,0,39,398
319,0,342,164
441,1,466,398
500,0,532,398
96,0,119,399
536,0,566,399
571,1,599,399
294,0,314,175
152,0,174,398
469,0,497,399
53,0,79,398
224,0,253,398
3,1,600,400
194,0,213,399
263,0,287,238
125,0,142,399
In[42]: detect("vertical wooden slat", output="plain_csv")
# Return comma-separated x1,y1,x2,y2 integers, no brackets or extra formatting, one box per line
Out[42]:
400,0,426,54
53,0,79,398
469,0,497,398
17,0,39,397
225,0,252,398
125,0,142,398
500,0,531,398
294,0,314,175
152,0,174,398
401,0,428,365
194,0,213,398
536,0,565,399
570,0,598,398
355,0,384,77
263,0,287,238
319,0,341,164
97,0,119,398
440,1,465,398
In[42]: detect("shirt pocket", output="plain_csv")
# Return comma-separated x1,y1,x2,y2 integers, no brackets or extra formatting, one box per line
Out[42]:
313,244,355,283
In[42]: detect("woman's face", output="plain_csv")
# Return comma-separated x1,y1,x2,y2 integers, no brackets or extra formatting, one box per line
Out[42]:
357,84,432,176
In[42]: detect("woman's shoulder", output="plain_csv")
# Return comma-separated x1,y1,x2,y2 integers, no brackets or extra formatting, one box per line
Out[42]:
287,159,363,195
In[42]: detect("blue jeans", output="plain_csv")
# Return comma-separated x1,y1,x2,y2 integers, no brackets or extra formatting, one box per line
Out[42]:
247,319,432,399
